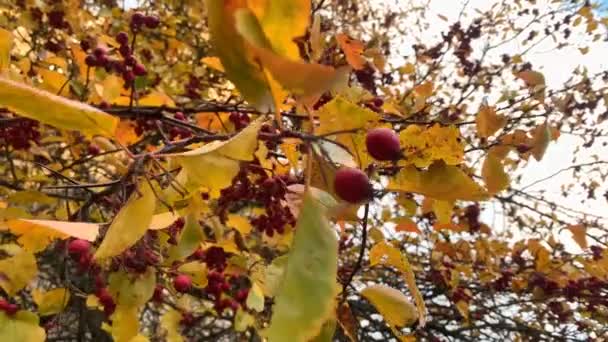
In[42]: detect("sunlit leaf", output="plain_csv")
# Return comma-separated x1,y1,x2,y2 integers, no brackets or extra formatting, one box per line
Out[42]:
107,305,139,342
361,284,418,327
336,34,366,70
0,247,37,296
32,288,70,316
389,162,488,201
0,77,118,136
5,219,99,252
94,179,156,260
200,56,225,72
227,214,253,235
266,193,338,342
114,120,140,146
0,310,46,342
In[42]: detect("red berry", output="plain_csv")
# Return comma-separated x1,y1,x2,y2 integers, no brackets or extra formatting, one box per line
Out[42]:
96,287,113,307
116,31,129,46
333,167,373,203
84,55,97,67
133,63,147,76
173,274,192,293
144,15,160,28
235,288,249,302
123,70,135,83
93,47,106,58
372,97,384,108
119,45,131,57
174,112,186,121
68,239,91,256
131,12,145,28
124,55,137,66
152,285,164,303
365,128,401,161
3,303,18,315
88,144,100,155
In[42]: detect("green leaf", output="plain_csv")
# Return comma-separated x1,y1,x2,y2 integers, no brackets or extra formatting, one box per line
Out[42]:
167,213,204,262
389,162,488,201
246,282,265,312
0,77,119,137
266,193,338,342
205,0,272,111
108,268,156,307
310,318,337,342
361,284,418,327
0,310,46,342
94,179,156,260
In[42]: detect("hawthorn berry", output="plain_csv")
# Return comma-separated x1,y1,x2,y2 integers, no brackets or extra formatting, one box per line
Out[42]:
365,127,401,161
144,15,160,28
68,239,91,256
88,144,100,155
333,167,373,203
116,31,129,46
133,63,147,76
84,55,97,67
173,274,192,293
131,12,145,29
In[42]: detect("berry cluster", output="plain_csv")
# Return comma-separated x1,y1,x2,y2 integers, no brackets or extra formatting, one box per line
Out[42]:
83,12,157,89
67,239,93,273
217,166,297,237
184,75,201,99
206,271,244,314
0,117,41,150
134,112,193,140
228,111,251,131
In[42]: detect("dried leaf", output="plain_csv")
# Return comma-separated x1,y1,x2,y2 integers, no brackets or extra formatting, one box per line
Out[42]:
336,34,366,70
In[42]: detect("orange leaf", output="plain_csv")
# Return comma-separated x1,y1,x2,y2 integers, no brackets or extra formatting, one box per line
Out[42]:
567,224,588,250
114,120,140,146
393,217,421,234
195,112,229,131
336,34,366,70
476,105,506,138
517,70,545,87
337,303,358,342
414,81,434,98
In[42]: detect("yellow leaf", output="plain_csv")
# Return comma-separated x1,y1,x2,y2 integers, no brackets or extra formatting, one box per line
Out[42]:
107,306,139,342
94,179,156,260
114,120,140,146
393,217,421,234
249,0,310,60
137,91,176,107
389,162,488,201
266,194,338,342
167,214,205,262
0,77,118,136
32,288,70,316
368,242,426,326
235,308,255,331
455,300,469,321
0,311,46,342
95,74,123,103
400,63,415,75
246,282,265,312
108,268,156,306
0,28,11,74
531,123,551,161
177,261,208,287
361,284,418,327
160,309,183,342
432,200,453,224
5,219,99,252
205,0,273,111
567,224,588,250
167,118,264,197
476,105,506,138
227,214,253,235
200,56,225,72
399,124,463,167
0,247,37,296
336,34,366,70
34,67,70,97
149,211,180,230
482,152,510,194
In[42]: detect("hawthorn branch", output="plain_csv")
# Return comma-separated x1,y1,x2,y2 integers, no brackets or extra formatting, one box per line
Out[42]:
341,202,370,302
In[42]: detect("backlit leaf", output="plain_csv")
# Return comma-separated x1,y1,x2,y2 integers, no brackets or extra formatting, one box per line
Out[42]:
393,217,421,234
205,0,272,111
32,288,70,316
361,284,418,327
389,162,488,201
5,219,99,252
0,77,118,136
266,194,338,342
567,224,588,250
531,123,552,161
336,34,366,70
476,105,506,138
482,152,510,194
0,28,11,74
94,179,156,260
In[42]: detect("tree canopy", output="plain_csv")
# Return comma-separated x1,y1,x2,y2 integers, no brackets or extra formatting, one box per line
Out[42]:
0,0,607,341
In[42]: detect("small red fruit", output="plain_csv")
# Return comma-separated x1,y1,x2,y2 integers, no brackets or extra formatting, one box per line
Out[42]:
116,31,129,46
68,239,91,256
365,128,401,161
88,144,100,155
133,63,147,76
333,167,373,203
144,15,160,28
84,55,97,67
173,274,192,293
